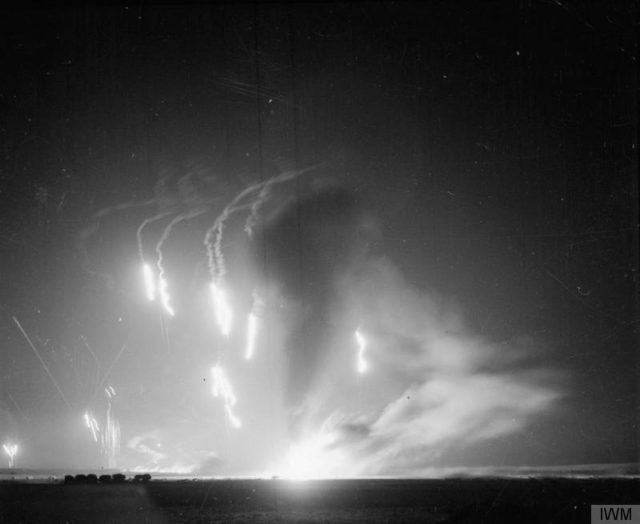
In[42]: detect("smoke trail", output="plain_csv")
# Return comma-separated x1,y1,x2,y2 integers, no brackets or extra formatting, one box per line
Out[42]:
155,209,206,316
136,211,175,263
204,165,322,282
274,257,564,477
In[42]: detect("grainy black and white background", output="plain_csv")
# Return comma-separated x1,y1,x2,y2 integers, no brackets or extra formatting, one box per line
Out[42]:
0,2,637,477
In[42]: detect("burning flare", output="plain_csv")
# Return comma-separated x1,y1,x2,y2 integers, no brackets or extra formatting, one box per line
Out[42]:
210,282,232,337
158,276,175,317
142,263,156,301
3,442,18,469
355,328,368,374
211,365,242,428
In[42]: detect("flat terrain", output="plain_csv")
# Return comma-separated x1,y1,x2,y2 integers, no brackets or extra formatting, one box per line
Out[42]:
0,477,638,523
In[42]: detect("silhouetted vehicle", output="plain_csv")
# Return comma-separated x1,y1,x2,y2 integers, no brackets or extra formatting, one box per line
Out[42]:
133,473,152,483
86,474,98,484
98,474,112,483
74,474,87,483
112,473,126,483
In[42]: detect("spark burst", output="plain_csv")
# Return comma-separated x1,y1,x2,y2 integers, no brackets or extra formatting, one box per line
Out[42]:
3,443,18,469
211,365,242,429
355,328,368,374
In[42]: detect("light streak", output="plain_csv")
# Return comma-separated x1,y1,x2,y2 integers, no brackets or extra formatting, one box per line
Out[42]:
155,209,205,315
158,276,175,317
84,411,100,442
3,443,18,469
142,263,156,301
211,365,242,429
210,282,232,337
12,316,72,409
355,328,368,374
102,387,120,468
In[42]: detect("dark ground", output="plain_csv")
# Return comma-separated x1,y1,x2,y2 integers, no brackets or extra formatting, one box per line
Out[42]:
0,478,638,523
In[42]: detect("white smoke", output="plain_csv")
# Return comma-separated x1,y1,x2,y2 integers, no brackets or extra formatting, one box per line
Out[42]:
278,256,565,477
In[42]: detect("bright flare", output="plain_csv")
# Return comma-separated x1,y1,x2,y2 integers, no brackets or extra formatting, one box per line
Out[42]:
211,365,242,428
355,328,368,374
210,282,232,337
84,411,100,442
142,263,156,301
3,442,18,469
158,276,175,316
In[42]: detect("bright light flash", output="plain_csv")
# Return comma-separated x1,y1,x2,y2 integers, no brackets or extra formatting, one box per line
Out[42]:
211,365,242,428
158,276,175,316
355,328,368,374
210,282,232,337
142,263,156,301
3,442,18,468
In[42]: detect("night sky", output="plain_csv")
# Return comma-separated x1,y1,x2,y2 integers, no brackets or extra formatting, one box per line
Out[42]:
0,3,638,476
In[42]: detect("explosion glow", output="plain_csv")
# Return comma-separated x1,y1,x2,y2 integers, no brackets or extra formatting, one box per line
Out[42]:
142,263,156,301
3,443,18,469
211,365,242,429
65,164,564,477
354,328,368,374
210,282,233,337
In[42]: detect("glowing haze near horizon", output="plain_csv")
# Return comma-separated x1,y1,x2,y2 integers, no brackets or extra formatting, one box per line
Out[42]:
2,167,566,478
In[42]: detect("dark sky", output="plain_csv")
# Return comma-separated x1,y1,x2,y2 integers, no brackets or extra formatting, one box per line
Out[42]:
0,3,638,475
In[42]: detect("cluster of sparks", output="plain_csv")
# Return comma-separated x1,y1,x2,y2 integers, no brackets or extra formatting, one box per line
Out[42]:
3,442,18,469
82,387,121,468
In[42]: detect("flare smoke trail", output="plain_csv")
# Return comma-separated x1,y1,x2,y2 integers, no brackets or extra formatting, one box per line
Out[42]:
155,209,206,316
136,211,175,263
204,166,321,282
137,211,174,301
